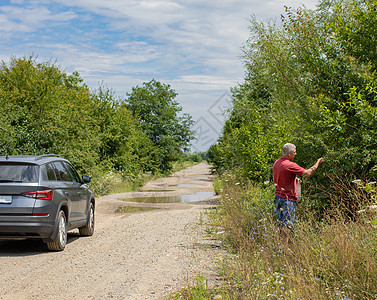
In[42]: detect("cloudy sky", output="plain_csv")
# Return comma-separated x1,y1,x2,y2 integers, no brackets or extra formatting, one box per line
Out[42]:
0,0,318,151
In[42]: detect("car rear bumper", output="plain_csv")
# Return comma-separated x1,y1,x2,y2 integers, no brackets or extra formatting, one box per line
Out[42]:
0,219,54,240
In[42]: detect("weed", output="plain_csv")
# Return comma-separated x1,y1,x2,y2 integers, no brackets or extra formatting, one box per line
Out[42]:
212,178,223,195
177,174,377,299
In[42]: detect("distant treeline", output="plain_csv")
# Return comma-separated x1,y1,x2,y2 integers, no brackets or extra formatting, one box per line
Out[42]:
209,0,377,214
0,57,195,194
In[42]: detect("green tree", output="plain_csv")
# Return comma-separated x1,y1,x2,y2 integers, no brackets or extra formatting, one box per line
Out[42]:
0,56,158,195
332,0,377,70
211,1,377,215
126,79,195,172
0,56,101,171
91,86,155,175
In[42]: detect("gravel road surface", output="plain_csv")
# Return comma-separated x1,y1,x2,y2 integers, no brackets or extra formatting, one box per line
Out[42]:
0,162,223,300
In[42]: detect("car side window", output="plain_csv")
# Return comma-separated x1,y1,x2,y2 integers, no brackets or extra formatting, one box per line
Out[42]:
40,163,57,181
64,162,81,183
53,161,72,182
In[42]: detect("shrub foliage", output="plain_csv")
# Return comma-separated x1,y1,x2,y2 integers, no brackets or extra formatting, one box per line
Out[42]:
210,0,377,214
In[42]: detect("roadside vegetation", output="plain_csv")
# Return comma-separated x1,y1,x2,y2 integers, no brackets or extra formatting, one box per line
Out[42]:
0,57,196,195
175,0,377,299
175,177,377,299
210,0,377,216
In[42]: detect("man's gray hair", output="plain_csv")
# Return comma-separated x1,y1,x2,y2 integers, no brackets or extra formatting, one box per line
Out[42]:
282,143,296,156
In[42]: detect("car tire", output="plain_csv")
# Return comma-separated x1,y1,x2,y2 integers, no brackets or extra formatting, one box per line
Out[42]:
79,202,94,236
47,210,67,251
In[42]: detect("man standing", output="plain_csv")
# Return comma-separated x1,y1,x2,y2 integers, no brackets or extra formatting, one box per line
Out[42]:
273,143,324,247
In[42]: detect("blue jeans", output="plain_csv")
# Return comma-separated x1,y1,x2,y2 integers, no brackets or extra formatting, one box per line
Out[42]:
274,196,297,229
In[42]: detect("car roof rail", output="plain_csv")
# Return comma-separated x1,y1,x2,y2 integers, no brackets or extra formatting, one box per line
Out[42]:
36,154,61,160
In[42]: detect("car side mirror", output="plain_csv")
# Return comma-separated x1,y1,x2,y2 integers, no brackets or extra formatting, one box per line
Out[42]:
82,175,91,184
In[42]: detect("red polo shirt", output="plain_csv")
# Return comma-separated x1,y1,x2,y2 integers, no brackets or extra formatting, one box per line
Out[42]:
273,157,305,201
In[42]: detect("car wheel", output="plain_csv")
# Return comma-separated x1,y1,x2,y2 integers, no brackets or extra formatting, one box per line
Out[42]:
79,202,94,236
47,210,67,251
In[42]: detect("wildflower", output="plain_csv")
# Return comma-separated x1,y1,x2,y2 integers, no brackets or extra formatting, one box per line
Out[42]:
315,278,319,281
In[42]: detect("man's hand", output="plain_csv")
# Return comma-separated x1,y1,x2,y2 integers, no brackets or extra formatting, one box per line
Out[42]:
302,157,324,178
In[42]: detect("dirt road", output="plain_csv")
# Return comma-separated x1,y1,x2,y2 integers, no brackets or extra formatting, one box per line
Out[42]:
0,162,223,300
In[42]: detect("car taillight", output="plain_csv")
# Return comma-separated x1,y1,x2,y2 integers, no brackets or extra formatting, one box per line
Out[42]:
21,190,53,200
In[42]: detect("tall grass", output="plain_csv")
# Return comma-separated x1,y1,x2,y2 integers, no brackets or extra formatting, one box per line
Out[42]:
175,175,377,299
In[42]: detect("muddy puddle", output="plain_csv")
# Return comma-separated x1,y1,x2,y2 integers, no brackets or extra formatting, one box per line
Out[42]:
138,190,174,192
176,184,202,187
122,191,215,204
115,162,215,214
115,206,157,213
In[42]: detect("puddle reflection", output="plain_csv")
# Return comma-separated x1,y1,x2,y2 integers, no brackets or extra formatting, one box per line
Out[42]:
122,191,215,203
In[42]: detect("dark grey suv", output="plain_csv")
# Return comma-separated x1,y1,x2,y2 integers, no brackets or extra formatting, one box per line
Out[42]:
0,155,95,251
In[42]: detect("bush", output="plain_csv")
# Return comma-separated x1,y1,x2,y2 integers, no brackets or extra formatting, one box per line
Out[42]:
181,152,203,163
210,1,377,215
198,174,377,299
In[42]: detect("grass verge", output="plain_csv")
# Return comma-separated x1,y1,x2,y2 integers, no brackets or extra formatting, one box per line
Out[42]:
173,175,377,299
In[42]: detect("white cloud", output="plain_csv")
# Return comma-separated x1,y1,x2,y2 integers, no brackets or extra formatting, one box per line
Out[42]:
0,5,76,33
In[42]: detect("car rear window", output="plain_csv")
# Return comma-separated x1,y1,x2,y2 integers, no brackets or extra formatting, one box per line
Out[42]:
0,163,39,183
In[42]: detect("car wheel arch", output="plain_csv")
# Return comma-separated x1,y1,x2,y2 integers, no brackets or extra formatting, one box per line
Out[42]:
59,203,69,223
43,203,69,244
46,210,67,251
